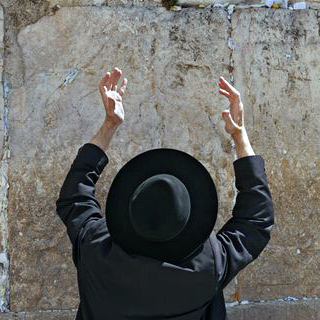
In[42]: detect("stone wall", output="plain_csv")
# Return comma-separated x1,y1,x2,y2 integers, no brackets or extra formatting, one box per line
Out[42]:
0,1,319,319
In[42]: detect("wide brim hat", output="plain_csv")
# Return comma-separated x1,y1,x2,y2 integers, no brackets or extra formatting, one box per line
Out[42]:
105,148,218,264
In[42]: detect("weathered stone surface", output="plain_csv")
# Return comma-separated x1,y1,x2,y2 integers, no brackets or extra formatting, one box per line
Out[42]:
8,6,239,311
232,9,320,301
48,0,162,6
24,310,77,320
0,313,22,320
309,0,320,8
227,299,320,320
0,5,4,158
0,5,9,313
4,2,320,317
49,0,105,5
0,310,77,319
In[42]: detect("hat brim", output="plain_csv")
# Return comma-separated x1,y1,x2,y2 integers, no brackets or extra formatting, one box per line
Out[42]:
105,148,218,263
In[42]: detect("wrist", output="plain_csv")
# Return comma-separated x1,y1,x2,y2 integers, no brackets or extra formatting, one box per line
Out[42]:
103,119,121,130
231,128,255,159
89,120,119,152
232,127,252,148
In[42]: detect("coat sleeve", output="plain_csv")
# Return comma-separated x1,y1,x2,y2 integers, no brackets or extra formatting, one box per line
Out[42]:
56,143,109,264
209,155,274,290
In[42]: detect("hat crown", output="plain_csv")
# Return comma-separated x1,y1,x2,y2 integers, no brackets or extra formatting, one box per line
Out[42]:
129,174,191,242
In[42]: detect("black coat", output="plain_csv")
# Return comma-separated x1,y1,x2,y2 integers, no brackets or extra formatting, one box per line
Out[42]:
56,143,274,320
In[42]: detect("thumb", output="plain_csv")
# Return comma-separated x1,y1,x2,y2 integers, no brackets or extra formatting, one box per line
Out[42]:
222,110,237,133
222,110,233,124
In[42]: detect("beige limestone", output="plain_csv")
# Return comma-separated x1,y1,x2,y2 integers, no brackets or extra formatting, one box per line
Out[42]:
48,0,162,6
9,6,238,311
0,5,9,313
232,8,320,301
0,309,76,319
2,2,320,318
309,0,320,8
227,298,320,319
49,0,106,5
0,6,3,159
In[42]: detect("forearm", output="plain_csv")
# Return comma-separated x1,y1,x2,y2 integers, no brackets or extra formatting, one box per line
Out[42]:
214,155,274,288
56,144,108,244
90,120,120,152
232,128,255,159
58,119,116,213
224,155,274,255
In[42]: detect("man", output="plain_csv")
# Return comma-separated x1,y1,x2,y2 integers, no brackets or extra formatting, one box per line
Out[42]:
56,67,274,320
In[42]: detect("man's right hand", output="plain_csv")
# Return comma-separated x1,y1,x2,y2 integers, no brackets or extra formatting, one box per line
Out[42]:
218,77,255,159
99,67,128,127
90,67,128,152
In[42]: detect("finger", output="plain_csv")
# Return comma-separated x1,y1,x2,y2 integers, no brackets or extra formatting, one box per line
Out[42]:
119,78,128,97
219,77,237,95
100,72,111,91
105,72,113,90
219,76,231,90
218,77,229,90
108,69,116,90
219,88,229,98
110,67,122,90
222,110,238,127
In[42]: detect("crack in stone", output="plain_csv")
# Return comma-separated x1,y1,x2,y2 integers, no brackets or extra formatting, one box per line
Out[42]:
226,7,234,84
225,10,236,158
317,10,320,39
225,6,242,304
153,101,164,147
0,5,11,312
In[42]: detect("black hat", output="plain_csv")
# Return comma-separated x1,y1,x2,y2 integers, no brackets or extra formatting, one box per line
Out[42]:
105,148,218,263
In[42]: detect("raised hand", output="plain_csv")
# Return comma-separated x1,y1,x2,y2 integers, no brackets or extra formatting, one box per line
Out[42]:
218,77,244,138
90,68,128,152
99,67,128,127
218,76,255,158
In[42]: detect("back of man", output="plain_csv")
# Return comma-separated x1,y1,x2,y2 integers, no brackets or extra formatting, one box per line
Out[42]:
78,219,217,319
56,68,274,320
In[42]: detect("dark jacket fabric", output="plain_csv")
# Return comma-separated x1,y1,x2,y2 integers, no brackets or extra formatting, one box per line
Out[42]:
56,143,274,320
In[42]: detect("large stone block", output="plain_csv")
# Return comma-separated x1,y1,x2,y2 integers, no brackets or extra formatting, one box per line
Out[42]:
0,4,9,313
0,5,4,158
49,0,105,5
0,313,22,320
24,310,77,320
9,6,236,311
232,9,320,301
48,0,162,6
0,310,77,320
309,0,320,8
227,299,320,320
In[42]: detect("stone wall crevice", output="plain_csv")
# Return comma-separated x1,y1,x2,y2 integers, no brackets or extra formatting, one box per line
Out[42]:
226,7,235,88
0,4,10,312
317,10,320,37
224,6,242,304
